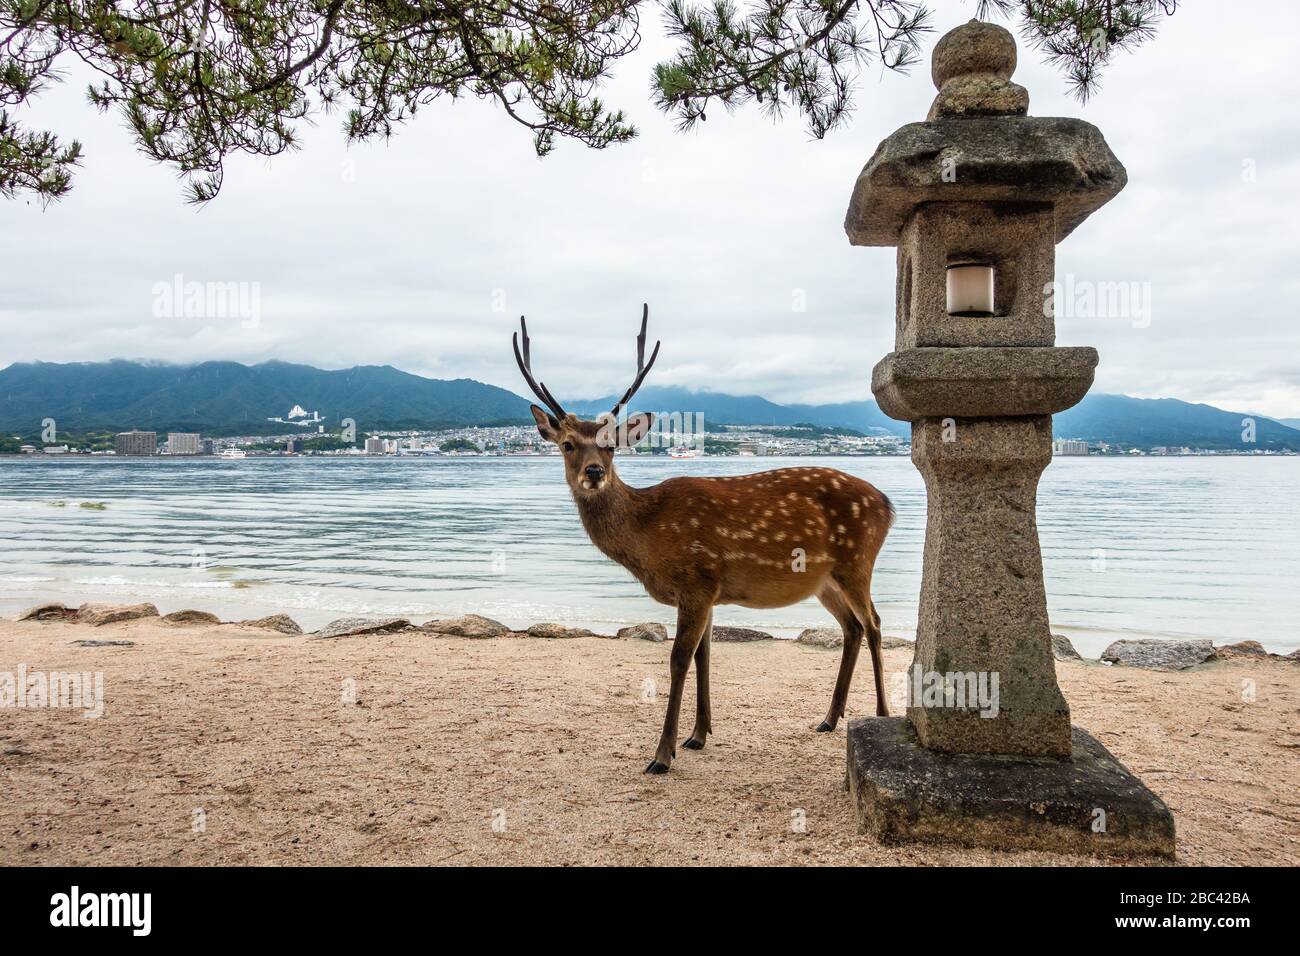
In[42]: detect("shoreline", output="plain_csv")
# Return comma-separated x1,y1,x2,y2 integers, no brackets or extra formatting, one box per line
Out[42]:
2,606,1297,866
5,451,1299,460
1,594,1295,659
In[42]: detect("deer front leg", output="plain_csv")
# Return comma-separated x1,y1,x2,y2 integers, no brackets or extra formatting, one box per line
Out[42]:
645,603,711,774
683,608,713,751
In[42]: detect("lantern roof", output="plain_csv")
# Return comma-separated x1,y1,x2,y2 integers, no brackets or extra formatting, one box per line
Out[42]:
844,20,1127,246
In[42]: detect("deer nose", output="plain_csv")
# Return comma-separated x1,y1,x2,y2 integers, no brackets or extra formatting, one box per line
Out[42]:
584,464,605,484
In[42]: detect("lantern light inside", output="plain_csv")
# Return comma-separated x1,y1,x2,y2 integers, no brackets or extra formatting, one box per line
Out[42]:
946,263,995,317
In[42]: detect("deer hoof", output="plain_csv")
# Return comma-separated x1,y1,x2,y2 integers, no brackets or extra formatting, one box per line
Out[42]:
682,737,705,750
814,720,835,733
644,760,670,775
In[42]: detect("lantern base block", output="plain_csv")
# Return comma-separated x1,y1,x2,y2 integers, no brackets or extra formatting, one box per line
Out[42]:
845,717,1175,859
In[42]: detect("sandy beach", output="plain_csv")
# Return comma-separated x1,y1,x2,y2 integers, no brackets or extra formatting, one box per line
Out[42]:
1,614,1297,866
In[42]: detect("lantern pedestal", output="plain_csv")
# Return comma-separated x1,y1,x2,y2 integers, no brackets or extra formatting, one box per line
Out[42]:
907,415,1069,756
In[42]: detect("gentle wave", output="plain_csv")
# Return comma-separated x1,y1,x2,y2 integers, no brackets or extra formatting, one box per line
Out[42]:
71,575,246,590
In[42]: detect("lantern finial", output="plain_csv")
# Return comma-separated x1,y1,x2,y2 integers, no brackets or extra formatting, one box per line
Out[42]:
928,20,1028,120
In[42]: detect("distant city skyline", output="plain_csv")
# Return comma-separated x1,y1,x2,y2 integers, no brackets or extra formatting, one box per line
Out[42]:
2,3,1297,418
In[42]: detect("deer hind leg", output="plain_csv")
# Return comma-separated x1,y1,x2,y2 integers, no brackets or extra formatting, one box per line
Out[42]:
865,599,888,717
831,567,890,718
814,583,864,732
683,608,713,751
646,601,711,774
837,567,889,717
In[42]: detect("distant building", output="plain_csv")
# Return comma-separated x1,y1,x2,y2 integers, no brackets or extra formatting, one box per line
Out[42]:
115,431,157,456
364,437,394,455
167,432,203,455
267,404,323,427
1053,439,1089,456
286,438,304,454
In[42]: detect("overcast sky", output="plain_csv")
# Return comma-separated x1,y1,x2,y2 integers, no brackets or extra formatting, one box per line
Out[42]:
2,1,1298,417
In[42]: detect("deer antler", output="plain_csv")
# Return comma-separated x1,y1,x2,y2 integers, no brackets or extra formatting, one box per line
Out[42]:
513,316,567,422
611,304,661,415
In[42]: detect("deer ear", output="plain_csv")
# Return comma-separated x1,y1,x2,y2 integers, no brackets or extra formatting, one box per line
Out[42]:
620,412,654,447
530,404,561,443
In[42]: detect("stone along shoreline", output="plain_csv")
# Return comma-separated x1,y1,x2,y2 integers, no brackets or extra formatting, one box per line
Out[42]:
13,600,1299,665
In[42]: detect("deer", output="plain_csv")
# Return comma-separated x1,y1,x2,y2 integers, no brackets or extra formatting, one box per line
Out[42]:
513,305,895,774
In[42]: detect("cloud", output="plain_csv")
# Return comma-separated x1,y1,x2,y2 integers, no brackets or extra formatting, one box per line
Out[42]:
1,2,1297,417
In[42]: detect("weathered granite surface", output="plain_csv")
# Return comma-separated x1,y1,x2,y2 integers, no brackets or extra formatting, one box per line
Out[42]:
527,623,604,640
618,622,668,642
17,603,77,622
1051,634,1082,662
844,117,1127,246
906,416,1071,757
798,627,913,650
77,603,159,627
846,717,1175,858
872,346,1097,420
842,119,1128,248
841,17,1167,860
1101,639,1215,670
931,19,1017,87
1215,640,1268,659
241,613,303,635
930,72,1029,121
161,609,221,625
927,19,1027,121
314,617,411,639
419,614,509,639
892,203,1058,348
712,626,774,643
846,18,1125,246
797,627,844,649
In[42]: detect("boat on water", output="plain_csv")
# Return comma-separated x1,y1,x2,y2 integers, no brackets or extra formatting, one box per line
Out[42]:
217,447,247,459
668,446,701,459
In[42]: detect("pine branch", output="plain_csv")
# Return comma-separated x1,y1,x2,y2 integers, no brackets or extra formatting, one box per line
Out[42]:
0,1,1180,203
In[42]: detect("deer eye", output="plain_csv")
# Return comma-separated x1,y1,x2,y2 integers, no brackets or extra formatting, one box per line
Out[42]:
562,441,575,453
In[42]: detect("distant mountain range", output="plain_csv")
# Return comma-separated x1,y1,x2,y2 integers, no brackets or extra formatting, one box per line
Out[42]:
573,387,1300,451
2,359,1298,451
0,360,529,435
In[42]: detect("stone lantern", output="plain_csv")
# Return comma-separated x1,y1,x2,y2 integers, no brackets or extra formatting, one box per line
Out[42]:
843,20,1174,857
